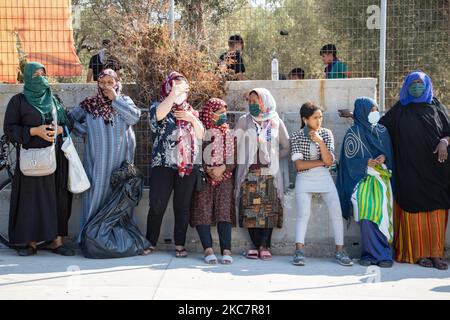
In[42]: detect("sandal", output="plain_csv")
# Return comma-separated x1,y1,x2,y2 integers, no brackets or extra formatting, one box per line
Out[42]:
246,249,259,259
259,249,272,261
17,245,37,257
204,254,218,264
140,246,155,256
416,258,433,268
431,258,448,270
51,245,75,256
175,248,188,258
221,255,233,265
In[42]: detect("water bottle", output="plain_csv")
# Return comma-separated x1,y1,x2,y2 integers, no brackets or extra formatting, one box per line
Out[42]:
271,55,279,81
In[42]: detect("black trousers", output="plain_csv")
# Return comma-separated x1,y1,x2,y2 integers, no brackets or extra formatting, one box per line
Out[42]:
248,228,273,249
146,166,197,247
196,222,232,254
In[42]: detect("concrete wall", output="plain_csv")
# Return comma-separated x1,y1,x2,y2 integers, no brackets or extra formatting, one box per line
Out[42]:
1,80,449,257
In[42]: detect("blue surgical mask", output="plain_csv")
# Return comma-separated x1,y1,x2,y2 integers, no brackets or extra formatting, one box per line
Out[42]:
368,111,381,126
215,113,227,126
408,83,426,98
249,104,261,117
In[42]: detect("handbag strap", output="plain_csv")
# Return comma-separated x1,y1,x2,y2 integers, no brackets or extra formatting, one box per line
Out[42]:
64,126,71,142
51,104,58,145
20,104,59,149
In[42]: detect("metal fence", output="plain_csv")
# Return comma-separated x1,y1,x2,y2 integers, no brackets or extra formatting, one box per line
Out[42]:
212,0,449,108
1,0,449,106
0,0,82,83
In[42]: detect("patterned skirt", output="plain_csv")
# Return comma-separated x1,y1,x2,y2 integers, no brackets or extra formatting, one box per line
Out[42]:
239,167,283,229
394,202,448,264
190,178,235,227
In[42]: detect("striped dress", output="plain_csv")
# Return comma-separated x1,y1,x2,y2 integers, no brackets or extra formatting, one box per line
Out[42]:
70,96,141,240
351,164,394,263
394,205,449,264
351,165,393,242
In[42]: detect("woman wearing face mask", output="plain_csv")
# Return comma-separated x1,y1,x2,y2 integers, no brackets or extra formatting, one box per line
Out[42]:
190,98,236,264
290,102,353,267
70,69,143,247
146,71,205,258
4,62,74,256
235,88,289,261
379,71,450,270
336,97,394,268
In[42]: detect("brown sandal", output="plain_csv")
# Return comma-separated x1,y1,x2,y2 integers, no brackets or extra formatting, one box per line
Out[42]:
175,248,188,258
416,258,433,268
431,258,448,270
140,246,155,256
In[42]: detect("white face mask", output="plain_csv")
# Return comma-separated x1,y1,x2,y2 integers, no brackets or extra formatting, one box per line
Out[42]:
368,111,381,126
174,93,187,105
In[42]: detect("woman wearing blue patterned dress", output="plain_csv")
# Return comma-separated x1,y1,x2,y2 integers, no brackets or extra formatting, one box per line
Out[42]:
70,69,142,243
336,97,394,268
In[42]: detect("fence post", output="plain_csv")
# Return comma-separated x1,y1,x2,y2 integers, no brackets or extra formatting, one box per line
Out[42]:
379,0,387,112
169,0,175,40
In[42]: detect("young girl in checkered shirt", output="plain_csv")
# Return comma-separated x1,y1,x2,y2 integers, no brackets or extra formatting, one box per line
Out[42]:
290,102,353,267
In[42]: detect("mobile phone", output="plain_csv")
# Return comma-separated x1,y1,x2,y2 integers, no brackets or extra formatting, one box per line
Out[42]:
303,125,311,139
338,109,353,118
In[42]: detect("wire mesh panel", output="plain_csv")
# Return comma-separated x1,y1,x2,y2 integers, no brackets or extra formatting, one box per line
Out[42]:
2,1,448,107
211,0,449,108
0,0,82,83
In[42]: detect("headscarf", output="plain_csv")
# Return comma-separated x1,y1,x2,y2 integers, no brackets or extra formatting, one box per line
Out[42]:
22,62,68,125
250,88,278,122
161,71,199,177
399,71,433,105
79,69,122,125
199,98,234,186
336,97,394,219
249,88,280,149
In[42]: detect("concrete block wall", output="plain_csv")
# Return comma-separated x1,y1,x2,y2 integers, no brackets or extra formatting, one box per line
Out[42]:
1,79,448,257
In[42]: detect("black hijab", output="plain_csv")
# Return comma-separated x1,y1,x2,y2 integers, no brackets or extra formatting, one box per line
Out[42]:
379,93,450,212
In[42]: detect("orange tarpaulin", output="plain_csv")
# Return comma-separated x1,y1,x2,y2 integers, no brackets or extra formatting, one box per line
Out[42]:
0,0,82,83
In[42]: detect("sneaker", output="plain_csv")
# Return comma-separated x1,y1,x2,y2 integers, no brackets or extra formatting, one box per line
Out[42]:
335,251,353,266
293,249,306,266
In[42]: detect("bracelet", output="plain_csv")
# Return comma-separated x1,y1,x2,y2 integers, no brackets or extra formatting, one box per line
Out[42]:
440,138,449,147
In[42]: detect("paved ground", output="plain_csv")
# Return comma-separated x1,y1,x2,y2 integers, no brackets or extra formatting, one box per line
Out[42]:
0,248,449,300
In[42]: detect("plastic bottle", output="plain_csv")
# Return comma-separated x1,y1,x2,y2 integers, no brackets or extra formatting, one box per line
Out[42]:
271,55,279,81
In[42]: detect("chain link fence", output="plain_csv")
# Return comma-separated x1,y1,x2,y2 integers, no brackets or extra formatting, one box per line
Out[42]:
211,0,449,108
1,0,449,186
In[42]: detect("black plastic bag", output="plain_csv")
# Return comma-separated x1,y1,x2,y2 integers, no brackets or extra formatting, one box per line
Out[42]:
80,161,150,259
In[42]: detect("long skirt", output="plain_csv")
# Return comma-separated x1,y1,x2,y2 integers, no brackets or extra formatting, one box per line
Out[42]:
394,202,448,264
360,220,393,263
9,141,72,244
239,167,283,229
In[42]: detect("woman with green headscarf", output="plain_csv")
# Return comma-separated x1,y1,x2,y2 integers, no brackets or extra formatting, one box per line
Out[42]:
4,62,74,256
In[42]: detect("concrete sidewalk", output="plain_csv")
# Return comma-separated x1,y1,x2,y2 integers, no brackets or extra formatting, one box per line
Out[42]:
0,248,449,300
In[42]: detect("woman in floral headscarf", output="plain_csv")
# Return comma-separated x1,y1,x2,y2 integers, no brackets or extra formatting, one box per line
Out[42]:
190,98,236,264
234,88,290,261
71,69,142,248
146,71,205,257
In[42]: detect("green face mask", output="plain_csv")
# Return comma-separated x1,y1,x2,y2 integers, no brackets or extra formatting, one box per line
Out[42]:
249,103,261,116
28,75,50,91
215,113,227,126
408,82,426,98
